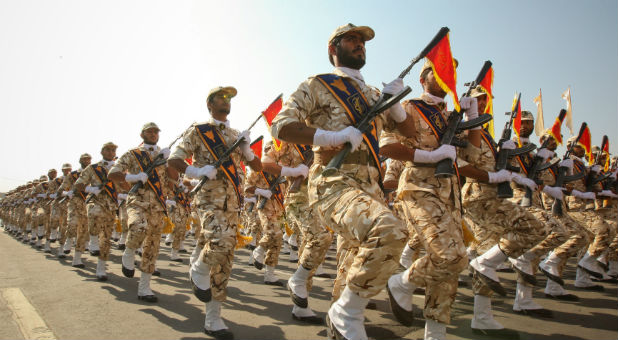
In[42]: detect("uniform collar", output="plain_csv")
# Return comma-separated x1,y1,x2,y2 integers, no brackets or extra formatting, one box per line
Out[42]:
142,143,158,152
99,160,115,169
334,67,365,89
208,118,230,131
420,92,447,111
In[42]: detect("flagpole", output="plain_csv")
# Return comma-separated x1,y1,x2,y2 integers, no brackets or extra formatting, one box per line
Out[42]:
247,93,283,131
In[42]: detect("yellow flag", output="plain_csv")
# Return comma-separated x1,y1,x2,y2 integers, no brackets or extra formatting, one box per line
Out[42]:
533,89,544,137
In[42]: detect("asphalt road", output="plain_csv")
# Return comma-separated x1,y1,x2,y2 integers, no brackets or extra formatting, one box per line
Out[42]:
0,229,616,340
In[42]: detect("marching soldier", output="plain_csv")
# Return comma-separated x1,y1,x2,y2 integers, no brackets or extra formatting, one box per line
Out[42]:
166,180,191,263
60,153,92,264
168,86,262,339
109,122,172,302
73,142,119,280
33,172,56,249
270,24,415,340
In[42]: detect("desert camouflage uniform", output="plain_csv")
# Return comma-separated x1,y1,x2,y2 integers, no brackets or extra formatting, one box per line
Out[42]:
245,167,285,268
62,170,89,251
600,199,618,262
266,141,332,284
566,157,611,258
32,179,52,240
243,202,261,244
391,96,475,324
111,145,173,274
50,177,68,242
271,68,408,300
169,187,191,251
463,131,547,298
74,161,118,260
170,118,252,301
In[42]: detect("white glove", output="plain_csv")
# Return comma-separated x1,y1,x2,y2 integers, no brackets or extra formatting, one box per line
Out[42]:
543,186,564,200
49,193,57,199
536,148,554,162
460,97,479,121
238,130,255,161
244,196,257,204
189,179,200,187
37,193,47,198
254,188,272,199
598,190,618,198
185,165,217,180
511,173,538,191
487,169,513,184
85,186,101,195
413,144,456,164
165,199,176,206
571,189,595,200
590,165,601,174
117,193,128,200
125,172,148,184
160,147,171,160
559,159,573,170
313,127,364,152
63,190,73,198
281,164,309,178
382,77,404,95
500,140,517,150
177,182,188,193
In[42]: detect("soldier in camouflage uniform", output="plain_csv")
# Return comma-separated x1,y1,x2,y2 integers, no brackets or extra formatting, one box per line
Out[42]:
49,164,72,253
166,180,191,263
246,141,288,286
242,191,261,265
109,122,173,302
259,140,331,323
168,86,262,339
60,153,91,264
74,142,118,280
271,24,415,340
380,61,481,340
32,171,55,249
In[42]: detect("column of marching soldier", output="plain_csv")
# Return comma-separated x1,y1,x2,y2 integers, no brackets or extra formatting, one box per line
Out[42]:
1,23,618,340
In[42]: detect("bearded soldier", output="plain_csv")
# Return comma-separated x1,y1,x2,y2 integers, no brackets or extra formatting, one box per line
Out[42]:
270,24,416,340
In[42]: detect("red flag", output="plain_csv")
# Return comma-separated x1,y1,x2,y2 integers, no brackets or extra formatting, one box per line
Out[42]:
477,65,494,136
512,93,522,145
424,32,460,111
549,109,567,145
601,135,610,171
261,94,284,150
250,137,263,160
577,124,592,163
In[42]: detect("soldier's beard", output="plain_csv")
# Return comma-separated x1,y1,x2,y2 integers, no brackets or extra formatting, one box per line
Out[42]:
336,46,365,70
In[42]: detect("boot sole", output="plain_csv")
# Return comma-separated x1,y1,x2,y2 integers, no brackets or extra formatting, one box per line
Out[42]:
122,265,135,278
538,265,564,286
287,282,308,308
386,284,414,327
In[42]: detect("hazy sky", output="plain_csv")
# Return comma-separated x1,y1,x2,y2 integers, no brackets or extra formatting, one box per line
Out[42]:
1,0,617,192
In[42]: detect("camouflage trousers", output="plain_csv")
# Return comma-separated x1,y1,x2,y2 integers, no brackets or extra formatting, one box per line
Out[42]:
286,196,332,291
86,202,116,261
170,208,189,250
67,200,89,252
400,191,466,324
522,208,565,270
332,234,358,302
570,210,611,257
393,200,423,261
195,204,238,302
597,207,618,261
126,206,165,274
257,204,284,267
244,209,262,241
50,203,67,242
119,204,128,233
465,197,546,297
191,209,201,240
551,213,592,275
314,186,407,300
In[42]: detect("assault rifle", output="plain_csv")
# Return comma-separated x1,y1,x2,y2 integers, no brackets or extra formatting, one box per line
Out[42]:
190,136,263,196
434,61,494,177
288,148,314,194
323,27,452,176
495,93,537,198
519,137,558,207
551,122,589,216
257,176,287,210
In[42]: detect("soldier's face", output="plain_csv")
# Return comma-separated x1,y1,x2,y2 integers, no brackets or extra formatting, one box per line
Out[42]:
572,144,585,157
544,136,558,151
520,120,534,137
141,128,160,145
48,171,57,180
80,158,91,168
208,94,231,119
62,169,71,176
421,70,447,98
101,147,116,161
333,32,366,70
476,94,488,113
